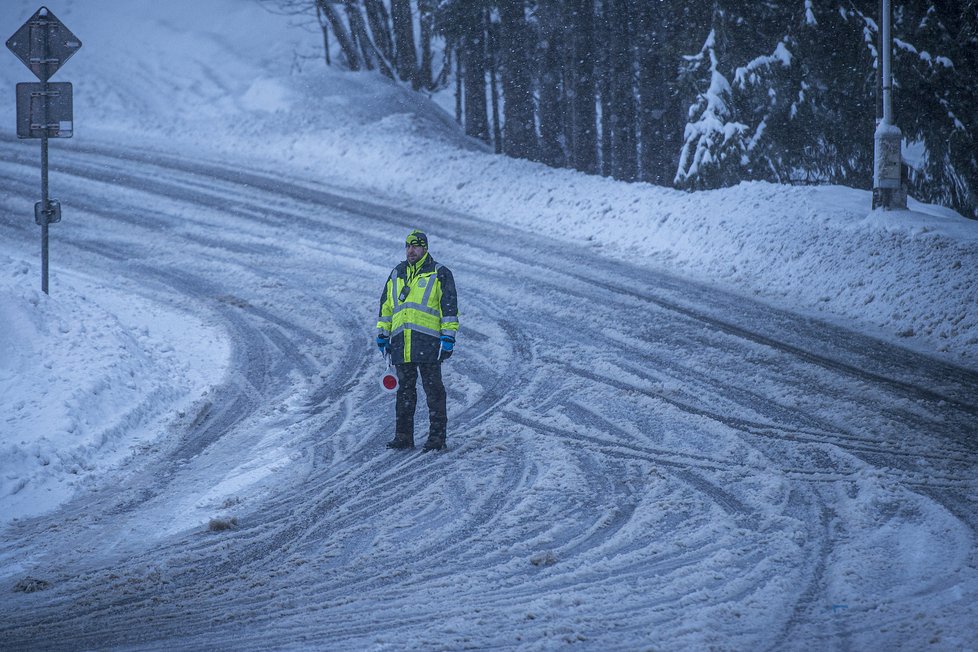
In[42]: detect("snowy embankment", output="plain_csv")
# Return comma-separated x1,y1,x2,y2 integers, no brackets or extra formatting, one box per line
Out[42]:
1,0,976,525
274,120,978,363
0,257,230,523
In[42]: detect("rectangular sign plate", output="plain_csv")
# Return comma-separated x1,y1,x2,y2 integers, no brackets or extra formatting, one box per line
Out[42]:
16,81,72,138
35,199,62,224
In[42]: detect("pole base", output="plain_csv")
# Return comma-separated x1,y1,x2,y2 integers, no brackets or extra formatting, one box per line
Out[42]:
872,186,907,211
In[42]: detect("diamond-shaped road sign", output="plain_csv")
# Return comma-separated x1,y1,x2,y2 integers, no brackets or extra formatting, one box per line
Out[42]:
6,6,82,82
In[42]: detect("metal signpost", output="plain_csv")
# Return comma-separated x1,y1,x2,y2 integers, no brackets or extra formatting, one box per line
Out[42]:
872,0,906,211
6,6,81,294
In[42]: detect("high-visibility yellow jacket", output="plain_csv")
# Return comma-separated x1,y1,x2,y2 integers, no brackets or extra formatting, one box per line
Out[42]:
377,253,459,364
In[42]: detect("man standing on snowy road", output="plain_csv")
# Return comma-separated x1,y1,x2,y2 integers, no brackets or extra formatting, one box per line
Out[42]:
376,229,459,451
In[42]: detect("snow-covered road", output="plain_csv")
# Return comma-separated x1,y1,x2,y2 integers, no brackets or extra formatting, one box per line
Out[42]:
1,139,976,650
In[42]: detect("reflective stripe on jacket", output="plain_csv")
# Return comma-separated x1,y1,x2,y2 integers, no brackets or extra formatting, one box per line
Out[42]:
376,253,459,364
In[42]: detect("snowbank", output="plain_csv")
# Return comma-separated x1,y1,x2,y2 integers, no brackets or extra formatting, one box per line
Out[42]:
279,121,978,363
106,72,977,367
0,256,230,522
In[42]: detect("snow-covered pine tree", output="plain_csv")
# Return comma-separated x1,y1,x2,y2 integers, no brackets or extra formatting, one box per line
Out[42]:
891,1,978,218
724,0,807,184
728,36,794,182
674,5,747,190
730,1,877,187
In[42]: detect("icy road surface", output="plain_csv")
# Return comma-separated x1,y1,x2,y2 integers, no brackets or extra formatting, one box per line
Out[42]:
1,138,977,650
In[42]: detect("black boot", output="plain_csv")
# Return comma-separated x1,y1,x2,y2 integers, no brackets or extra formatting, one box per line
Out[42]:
386,435,414,449
422,438,445,452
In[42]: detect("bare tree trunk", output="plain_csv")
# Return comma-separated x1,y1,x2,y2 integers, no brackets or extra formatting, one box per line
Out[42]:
317,0,359,70
636,2,660,183
486,10,502,153
455,44,463,124
608,0,637,181
499,0,537,160
344,0,394,78
461,6,489,142
391,0,419,88
315,1,332,65
538,1,566,167
344,0,375,70
598,0,613,176
569,0,597,174
364,0,394,64
417,0,435,89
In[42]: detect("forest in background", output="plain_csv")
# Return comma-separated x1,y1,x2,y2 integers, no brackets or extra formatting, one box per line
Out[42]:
270,1,978,219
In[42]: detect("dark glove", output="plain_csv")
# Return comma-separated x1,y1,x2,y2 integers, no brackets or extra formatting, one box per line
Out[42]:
439,335,455,360
376,335,390,355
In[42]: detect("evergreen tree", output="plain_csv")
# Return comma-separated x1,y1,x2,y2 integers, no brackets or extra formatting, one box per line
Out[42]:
892,0,978,218
568,0,597,174
783,1,875,186
304,0,976,219
606,0,637,181
675,5,746,189
499,0,538,160
536,0,568,167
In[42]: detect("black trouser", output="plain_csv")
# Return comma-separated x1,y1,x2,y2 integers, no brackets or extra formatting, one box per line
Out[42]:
395,362,447,443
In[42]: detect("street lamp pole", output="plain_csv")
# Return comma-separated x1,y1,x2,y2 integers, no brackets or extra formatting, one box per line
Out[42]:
873,0,906,209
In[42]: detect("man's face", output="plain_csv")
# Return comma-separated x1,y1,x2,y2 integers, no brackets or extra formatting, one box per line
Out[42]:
406,243,426,264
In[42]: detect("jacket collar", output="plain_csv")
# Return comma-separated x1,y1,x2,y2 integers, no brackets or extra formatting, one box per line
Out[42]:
406,252,434,277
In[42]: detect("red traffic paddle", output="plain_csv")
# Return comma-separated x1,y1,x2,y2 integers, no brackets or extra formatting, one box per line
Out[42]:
380,360,398,393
